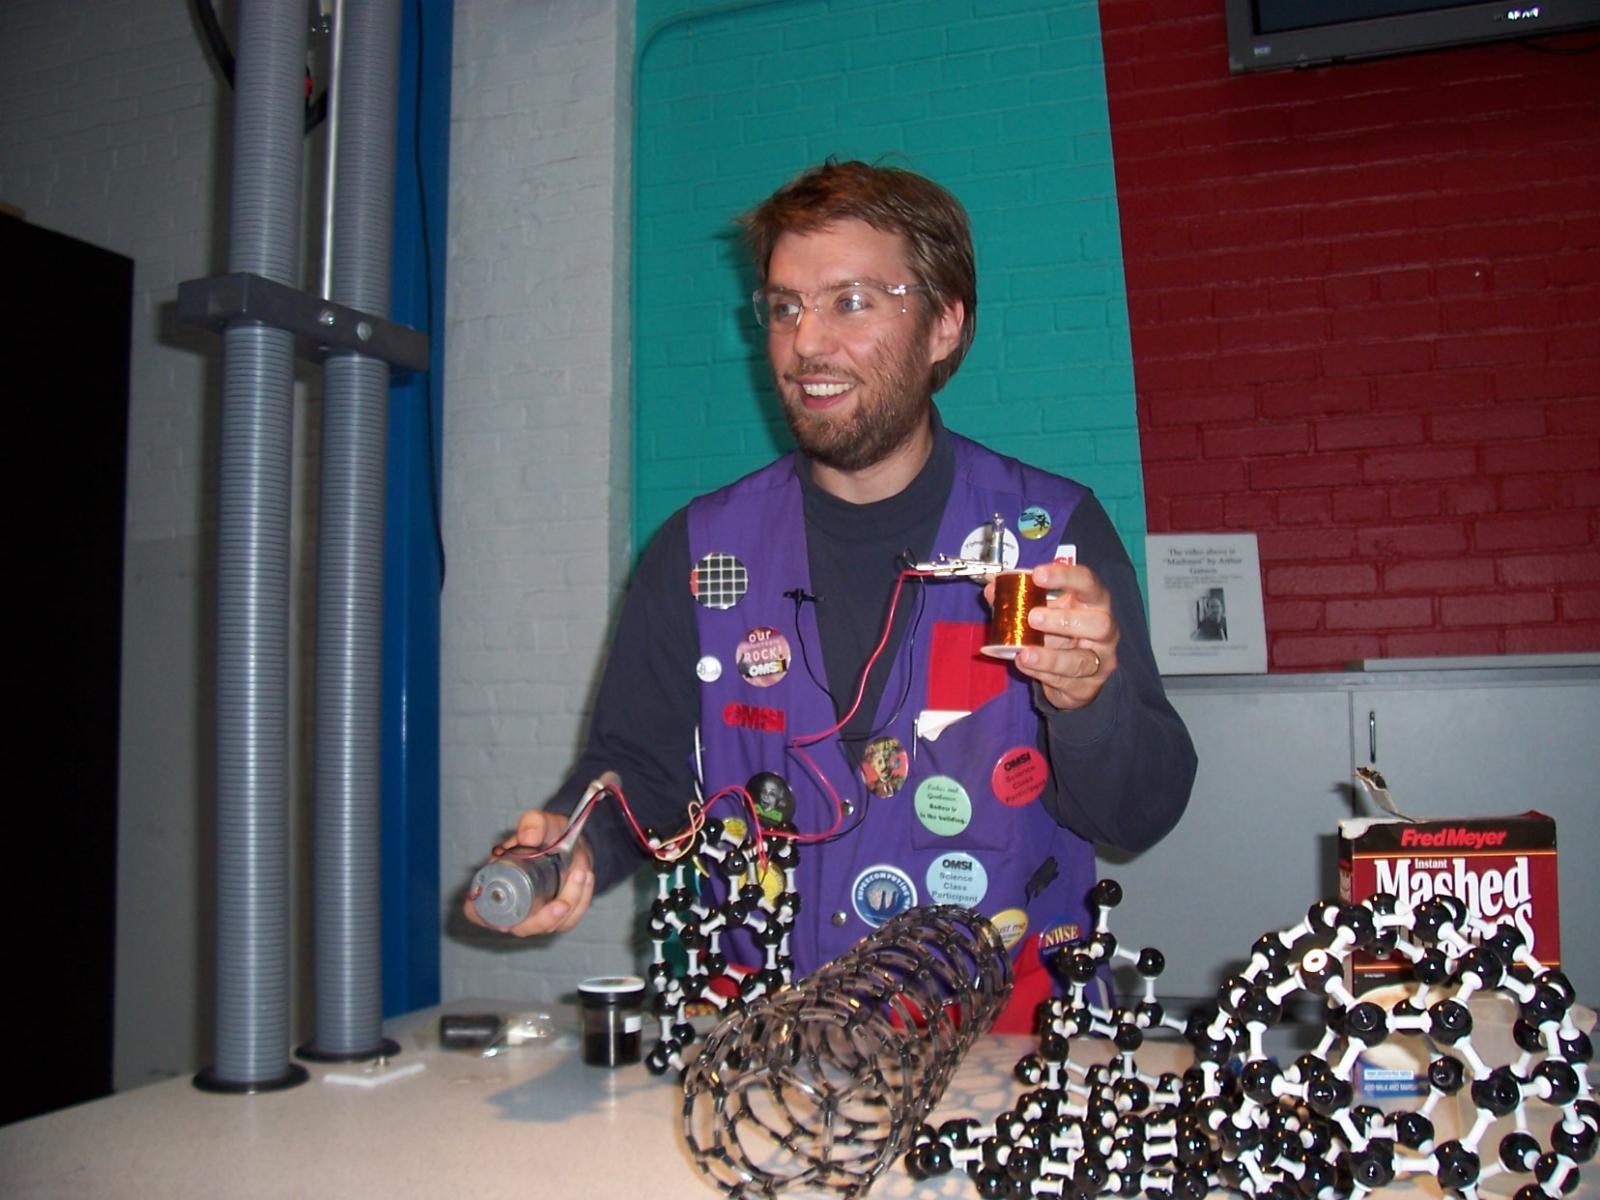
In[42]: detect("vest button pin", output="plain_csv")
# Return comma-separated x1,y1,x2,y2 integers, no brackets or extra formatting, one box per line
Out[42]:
831,910,848,927
841,800,855,815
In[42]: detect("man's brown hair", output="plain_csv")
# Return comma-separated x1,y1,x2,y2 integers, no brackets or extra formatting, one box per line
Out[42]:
740,159,978,393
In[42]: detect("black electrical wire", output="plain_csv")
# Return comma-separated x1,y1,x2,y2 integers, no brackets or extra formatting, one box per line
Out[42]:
800,562,932,850
411,0,447,588
790,588,837,709
189,0,329,134
191,0,234,82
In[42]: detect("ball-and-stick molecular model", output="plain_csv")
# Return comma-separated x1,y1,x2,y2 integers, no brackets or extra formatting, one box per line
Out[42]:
642,815,803,1076
682,905,1013,1197
909,880,1597,1200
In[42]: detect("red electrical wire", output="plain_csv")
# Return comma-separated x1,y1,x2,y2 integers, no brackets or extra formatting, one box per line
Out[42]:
770,567,931,847
520,566,941,871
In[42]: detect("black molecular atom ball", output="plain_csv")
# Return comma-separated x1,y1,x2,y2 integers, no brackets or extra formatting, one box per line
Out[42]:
1090,879,1123,909
1500,1130,1543,1173
1435,1141,1481,1190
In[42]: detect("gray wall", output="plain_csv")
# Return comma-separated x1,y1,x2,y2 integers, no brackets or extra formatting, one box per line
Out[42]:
0,0,640,1088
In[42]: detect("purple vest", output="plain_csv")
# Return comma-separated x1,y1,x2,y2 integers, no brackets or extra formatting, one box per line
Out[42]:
687,434,1096,978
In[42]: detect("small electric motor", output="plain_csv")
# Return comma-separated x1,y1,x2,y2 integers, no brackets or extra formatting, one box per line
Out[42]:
470,852,565,929
468,778,607,929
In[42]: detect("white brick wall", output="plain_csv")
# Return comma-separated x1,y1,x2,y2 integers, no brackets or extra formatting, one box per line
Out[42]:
441,0,638,1003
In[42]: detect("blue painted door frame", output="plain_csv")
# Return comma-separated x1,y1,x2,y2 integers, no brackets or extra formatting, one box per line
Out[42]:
382,0,451,1017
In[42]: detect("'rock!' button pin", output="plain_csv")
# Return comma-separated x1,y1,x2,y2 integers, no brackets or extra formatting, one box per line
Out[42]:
735,627,790,688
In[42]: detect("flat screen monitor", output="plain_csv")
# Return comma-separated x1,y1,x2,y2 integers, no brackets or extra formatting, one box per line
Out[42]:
1226,0,1600,73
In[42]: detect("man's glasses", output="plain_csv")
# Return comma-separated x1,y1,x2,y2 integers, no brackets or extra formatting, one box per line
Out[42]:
751,280,931,331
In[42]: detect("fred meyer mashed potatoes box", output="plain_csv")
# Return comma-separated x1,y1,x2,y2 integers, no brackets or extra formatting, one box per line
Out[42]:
1339,812,1559,1098
1338,812,1561,991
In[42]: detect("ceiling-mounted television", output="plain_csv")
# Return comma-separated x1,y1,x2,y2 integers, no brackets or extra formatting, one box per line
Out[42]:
1226,1,1600,73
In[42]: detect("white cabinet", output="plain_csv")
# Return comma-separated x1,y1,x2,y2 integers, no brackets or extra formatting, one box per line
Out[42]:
1101,666,1600,1006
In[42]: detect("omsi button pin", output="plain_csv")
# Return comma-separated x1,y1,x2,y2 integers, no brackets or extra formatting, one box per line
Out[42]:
992,745,1047,807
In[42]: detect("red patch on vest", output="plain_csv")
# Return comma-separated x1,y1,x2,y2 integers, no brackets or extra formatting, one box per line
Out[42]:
927,621,1010,712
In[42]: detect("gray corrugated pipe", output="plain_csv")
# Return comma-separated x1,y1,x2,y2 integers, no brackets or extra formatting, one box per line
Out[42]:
197,0,309,1092
300,0,402,1063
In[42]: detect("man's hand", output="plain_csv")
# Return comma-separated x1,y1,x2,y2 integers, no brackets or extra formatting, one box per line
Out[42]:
985,561,1119,711
462,809,596,937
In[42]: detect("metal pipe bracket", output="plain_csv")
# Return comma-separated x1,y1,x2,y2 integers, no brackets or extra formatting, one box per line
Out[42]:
177,271,429,374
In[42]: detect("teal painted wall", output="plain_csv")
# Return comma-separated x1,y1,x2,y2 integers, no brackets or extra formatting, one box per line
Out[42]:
633,0,1147,582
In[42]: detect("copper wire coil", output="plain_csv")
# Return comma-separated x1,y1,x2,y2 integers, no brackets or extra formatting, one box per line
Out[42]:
983,569,1047,659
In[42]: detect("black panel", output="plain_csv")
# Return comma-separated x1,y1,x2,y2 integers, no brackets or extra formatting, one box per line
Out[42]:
0,215,131,1125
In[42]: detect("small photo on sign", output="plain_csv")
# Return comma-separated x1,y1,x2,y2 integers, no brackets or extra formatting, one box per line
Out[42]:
1191,588,1228,642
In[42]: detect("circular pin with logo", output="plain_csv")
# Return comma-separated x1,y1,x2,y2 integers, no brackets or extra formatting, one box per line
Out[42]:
1018,505,1052,540
696,655,722,683
992,745,1048,807
735,627,791,687
925,852,988,907
691,552,749,610
746,771,796,824
1036,915,1085,971
851,865,917,928
860,736,910,798
990,908,1028,951
913,775,971,837
958,524,1019,570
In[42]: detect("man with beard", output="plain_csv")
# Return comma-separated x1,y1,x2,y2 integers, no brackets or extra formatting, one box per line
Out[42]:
466,161,1197,1029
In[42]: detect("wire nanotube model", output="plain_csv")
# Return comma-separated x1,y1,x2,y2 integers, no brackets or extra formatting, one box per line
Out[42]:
682,905,1013,1197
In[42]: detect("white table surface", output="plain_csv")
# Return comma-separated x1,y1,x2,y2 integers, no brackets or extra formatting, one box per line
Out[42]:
0,1001,1592,1199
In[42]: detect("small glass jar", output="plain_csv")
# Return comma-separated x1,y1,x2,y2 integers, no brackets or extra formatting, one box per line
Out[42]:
578,975,646,1067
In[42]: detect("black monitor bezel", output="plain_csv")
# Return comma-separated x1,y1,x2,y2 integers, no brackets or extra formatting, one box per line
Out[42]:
1225,0,1600,73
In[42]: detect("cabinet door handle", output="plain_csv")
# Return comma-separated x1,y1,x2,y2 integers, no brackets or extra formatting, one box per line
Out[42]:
1368,709,1377,764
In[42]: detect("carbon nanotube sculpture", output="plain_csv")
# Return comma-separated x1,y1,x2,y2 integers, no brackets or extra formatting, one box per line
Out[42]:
682,905,1013,1197
908,880,1597,1200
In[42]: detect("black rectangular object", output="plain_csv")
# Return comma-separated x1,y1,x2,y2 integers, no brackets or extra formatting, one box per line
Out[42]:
1226,0,1600,72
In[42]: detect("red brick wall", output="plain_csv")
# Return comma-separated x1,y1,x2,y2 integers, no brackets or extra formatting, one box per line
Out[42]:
1099,2,1600,671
